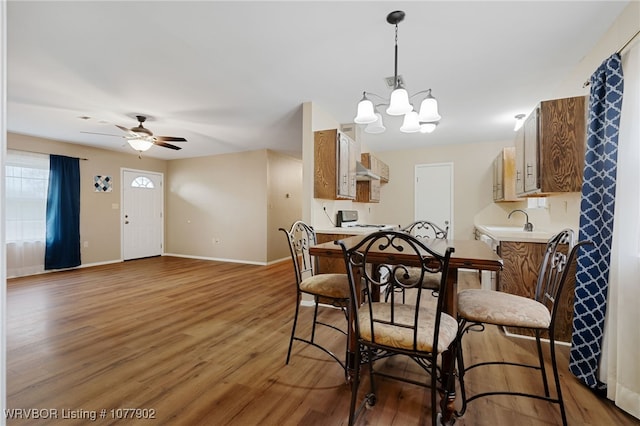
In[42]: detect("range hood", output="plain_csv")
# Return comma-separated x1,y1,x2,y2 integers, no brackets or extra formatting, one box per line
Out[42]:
356,161,380,181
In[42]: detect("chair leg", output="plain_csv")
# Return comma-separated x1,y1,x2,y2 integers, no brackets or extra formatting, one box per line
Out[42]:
431,353,438,426
286,293,301,365
367,346,377,401
348,343,362,426
310,298,319,343
455,320,469,417
549,334,568,426
535,330,550,396
343,305,351,383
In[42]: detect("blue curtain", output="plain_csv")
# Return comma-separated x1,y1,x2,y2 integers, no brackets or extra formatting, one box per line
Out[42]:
569,54,624,392
45,155,81,269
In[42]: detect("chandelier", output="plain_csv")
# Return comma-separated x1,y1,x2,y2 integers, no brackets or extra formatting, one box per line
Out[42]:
354,10,441,134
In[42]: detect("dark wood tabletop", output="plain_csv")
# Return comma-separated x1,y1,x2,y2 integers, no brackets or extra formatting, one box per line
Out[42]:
310,235,503,272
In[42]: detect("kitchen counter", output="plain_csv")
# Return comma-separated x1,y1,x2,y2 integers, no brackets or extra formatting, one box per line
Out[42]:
475,224,556,243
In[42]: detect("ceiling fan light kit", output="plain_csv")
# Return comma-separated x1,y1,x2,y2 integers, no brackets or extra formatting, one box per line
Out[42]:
354,10,441,135
127,138,155,152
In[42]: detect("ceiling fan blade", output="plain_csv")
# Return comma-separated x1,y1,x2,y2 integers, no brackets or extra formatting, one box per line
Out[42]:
116,124,138,137
155,136,187,142
81,131,125,138
154,141,182,150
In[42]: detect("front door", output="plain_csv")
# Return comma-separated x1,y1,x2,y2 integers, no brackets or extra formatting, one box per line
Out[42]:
122,169,163,260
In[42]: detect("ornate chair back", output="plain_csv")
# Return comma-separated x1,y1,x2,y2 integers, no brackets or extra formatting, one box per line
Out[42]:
281,220,318,287
401,220,449,240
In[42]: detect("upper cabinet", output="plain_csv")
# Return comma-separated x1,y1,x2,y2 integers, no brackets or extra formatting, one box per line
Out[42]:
362,152,389,183
355,152,389,203
314,129,359,200
515,95,587,196
493,147,522,202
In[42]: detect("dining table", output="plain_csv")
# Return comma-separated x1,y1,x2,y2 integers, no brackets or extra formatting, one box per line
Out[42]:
309,234,503,424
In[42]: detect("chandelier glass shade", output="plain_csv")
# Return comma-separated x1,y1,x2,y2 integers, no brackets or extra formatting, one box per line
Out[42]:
365,113,386,134
354,10,441,135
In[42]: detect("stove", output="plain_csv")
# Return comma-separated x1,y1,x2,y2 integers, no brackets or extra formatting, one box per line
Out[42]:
336,210,396,230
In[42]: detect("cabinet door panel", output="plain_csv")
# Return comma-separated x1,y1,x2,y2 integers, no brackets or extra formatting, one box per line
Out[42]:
338,133,350,198
514,127,525,194
494,154,504,200
313,130,338,199
348,136,358,198
539,96,586,192
523,110,539,192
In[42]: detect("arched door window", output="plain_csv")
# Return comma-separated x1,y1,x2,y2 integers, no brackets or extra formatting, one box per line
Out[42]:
131,176,155,189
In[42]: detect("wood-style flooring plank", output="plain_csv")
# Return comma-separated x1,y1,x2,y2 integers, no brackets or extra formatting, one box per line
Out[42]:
6,256,639,425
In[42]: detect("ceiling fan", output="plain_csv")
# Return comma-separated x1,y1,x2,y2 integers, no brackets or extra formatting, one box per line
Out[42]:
82,115,187,153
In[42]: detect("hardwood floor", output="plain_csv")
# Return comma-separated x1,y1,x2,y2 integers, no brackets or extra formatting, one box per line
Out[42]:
6,257,638,425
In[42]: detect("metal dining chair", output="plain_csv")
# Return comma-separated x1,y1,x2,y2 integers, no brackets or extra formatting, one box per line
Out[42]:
455,228,593,426
385,220,449,303
279,221,351,380
338,230,457,426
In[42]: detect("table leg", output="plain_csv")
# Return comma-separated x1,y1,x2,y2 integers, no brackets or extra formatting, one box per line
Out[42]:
345,265,363,382
440,268,458,424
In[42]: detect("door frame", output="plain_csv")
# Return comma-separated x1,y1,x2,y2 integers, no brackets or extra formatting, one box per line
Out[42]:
414,162,454,239
120,168,164,260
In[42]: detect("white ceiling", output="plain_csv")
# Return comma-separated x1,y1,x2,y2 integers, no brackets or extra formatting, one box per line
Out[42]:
7,1,630,160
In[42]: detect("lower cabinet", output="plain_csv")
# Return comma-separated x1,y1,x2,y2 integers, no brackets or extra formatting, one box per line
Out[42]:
315,233,351,274
498,241,576,342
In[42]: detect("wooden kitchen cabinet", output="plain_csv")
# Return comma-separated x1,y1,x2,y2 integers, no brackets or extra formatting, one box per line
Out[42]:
493,147,522,202
361,152,390,183
515,95,587,196
315,233,350,274
356,178,380,203
314,129,358,200
498,240,576,342
356,152,388,203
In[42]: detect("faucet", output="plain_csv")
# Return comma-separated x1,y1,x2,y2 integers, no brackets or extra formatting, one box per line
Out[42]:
508,209,534,232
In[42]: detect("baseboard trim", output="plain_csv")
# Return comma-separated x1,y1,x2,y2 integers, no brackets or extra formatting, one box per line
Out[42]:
502,326,571,347
162,253,266,266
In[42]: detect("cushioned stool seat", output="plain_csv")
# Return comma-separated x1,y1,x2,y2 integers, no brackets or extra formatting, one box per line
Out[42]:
359,303,458,353
458,289,551,329
300,273,350,300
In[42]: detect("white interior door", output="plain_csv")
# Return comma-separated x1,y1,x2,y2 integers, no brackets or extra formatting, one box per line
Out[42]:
122,169,163,260
415,163,454,238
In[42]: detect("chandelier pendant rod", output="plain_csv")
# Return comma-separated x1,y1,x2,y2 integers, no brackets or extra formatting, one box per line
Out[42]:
393,23,399,88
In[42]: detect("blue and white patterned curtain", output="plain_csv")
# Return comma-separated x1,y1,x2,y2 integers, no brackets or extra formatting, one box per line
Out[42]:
569,54,624,391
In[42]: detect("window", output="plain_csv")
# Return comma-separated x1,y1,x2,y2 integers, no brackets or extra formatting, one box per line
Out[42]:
6,150,50,277
131,176,154,188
